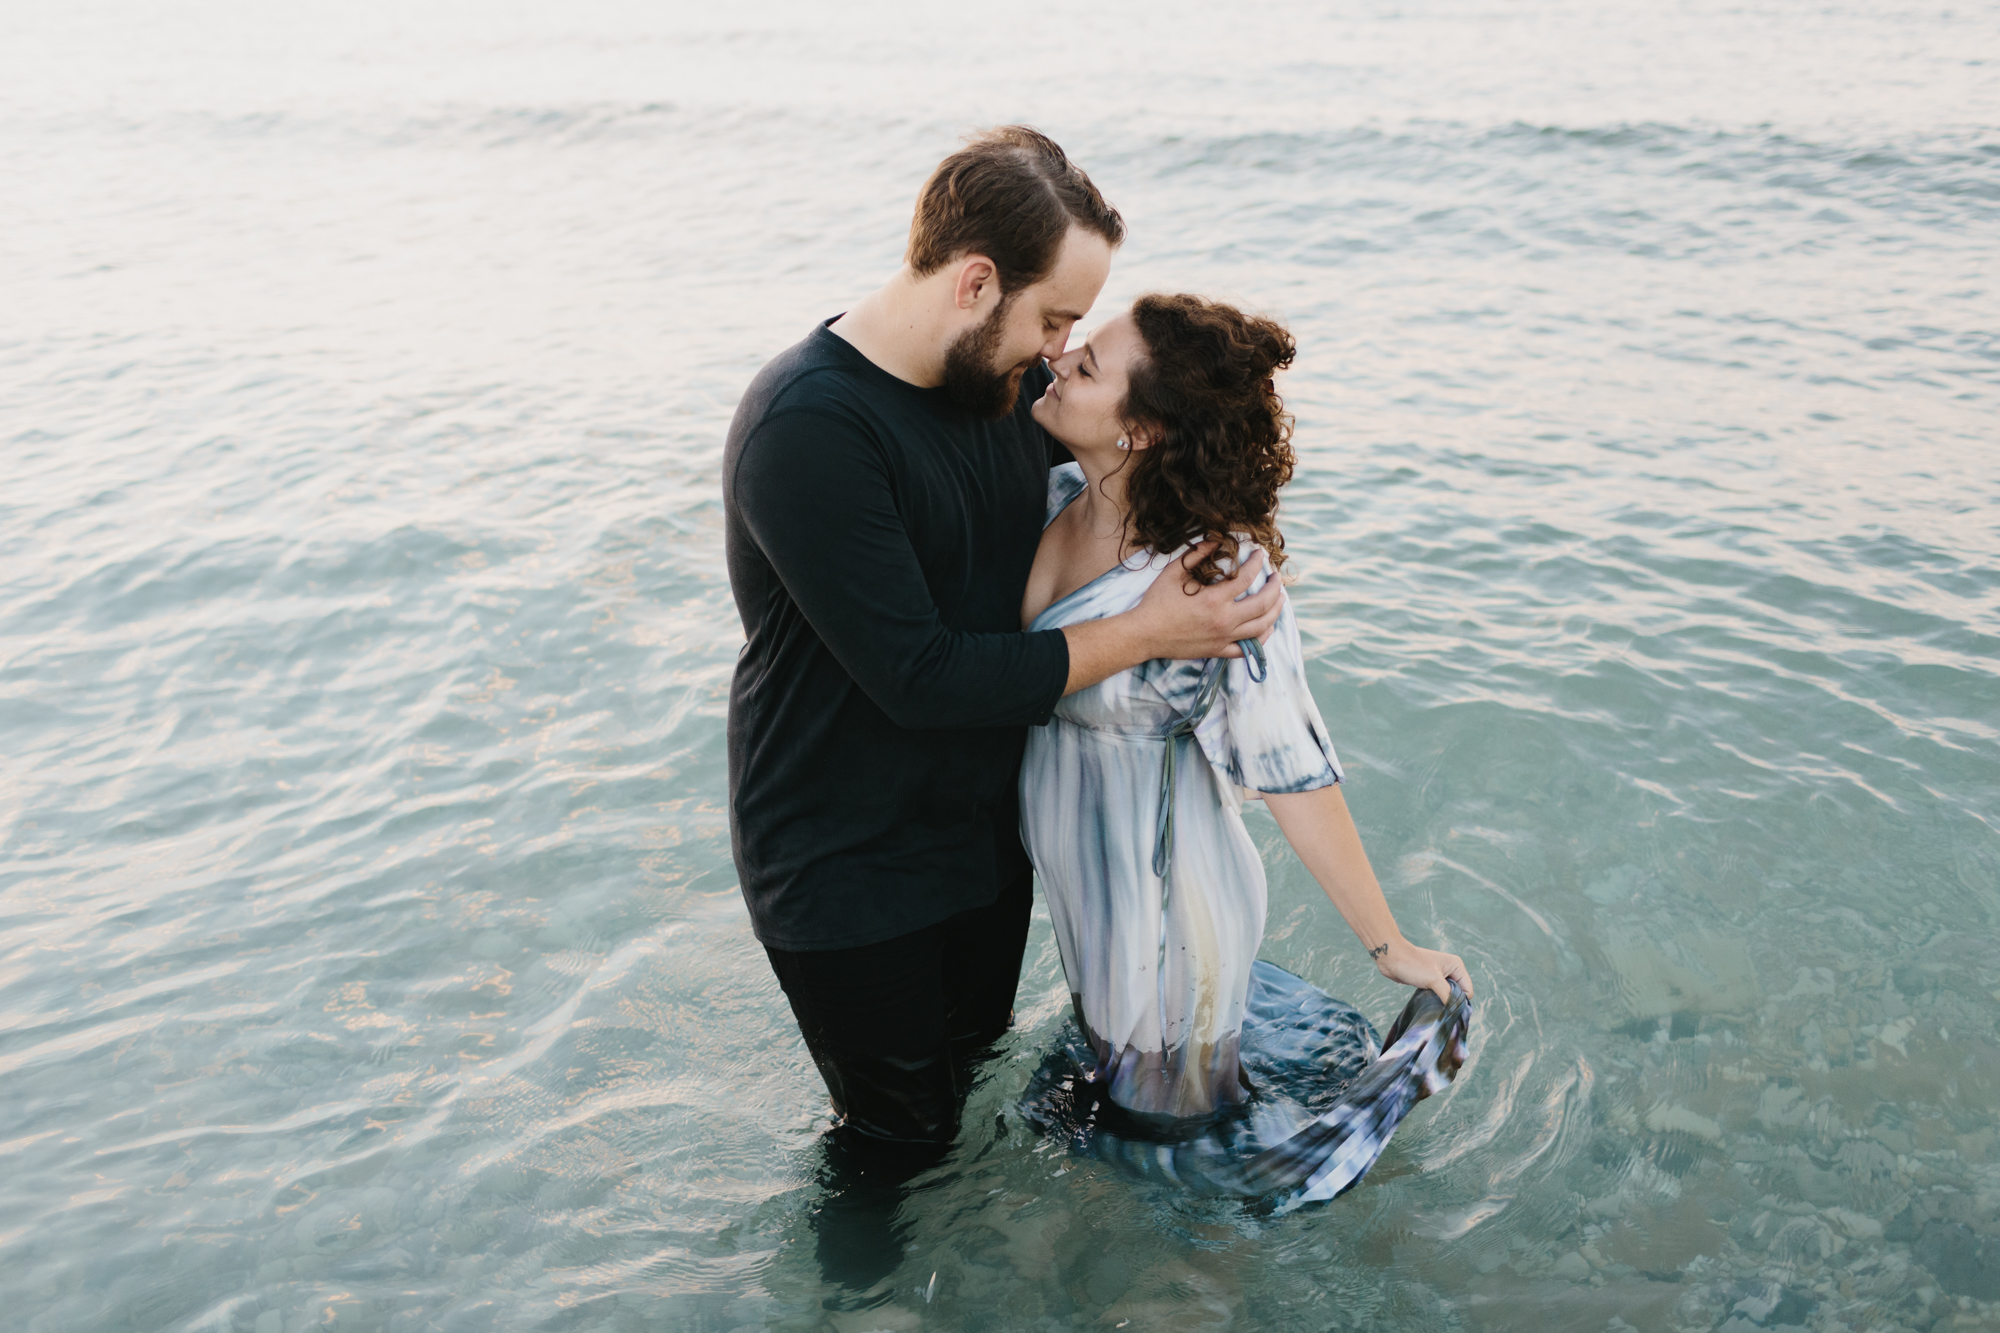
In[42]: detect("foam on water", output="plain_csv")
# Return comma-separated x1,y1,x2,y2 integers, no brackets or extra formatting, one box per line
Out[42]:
2,1,1997,1330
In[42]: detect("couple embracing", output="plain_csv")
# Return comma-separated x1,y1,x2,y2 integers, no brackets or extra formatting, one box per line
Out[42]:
723,128,1474,1224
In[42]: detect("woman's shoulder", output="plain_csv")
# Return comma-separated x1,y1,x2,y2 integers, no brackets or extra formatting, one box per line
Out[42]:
1214,536,1279,594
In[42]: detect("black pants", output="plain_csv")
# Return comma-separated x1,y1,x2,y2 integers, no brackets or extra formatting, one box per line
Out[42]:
768,871,1033,1294
765,868,1033,1153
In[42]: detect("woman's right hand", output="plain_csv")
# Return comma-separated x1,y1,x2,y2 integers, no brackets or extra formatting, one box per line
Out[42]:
1375,936,1474,1004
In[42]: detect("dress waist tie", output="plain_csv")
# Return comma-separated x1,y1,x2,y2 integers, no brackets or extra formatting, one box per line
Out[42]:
1151,638,1267,882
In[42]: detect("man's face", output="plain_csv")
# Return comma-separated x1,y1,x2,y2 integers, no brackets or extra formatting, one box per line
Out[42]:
941,226,1114,419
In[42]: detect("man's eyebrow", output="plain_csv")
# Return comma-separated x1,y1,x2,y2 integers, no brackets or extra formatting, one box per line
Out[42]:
1048,308,1088,324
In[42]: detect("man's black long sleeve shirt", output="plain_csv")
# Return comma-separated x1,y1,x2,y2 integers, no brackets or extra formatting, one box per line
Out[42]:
723,320,1071,950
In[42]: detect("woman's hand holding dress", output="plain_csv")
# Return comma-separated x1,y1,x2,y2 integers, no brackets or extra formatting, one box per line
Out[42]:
1371,937,1475,1004
1263,785,1477,1005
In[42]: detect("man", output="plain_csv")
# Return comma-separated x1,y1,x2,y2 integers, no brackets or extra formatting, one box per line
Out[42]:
723,127,1282,1165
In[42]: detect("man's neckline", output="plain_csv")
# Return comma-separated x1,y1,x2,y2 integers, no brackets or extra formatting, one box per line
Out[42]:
813,317,948,397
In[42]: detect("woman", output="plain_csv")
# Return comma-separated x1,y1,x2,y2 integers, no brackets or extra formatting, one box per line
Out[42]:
1019,294,1474,1203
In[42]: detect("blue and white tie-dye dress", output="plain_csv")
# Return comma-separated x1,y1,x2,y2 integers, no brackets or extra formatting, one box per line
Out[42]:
1019,463,1469,1206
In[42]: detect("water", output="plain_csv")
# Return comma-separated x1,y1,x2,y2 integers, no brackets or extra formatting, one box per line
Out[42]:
3,1,1998,1329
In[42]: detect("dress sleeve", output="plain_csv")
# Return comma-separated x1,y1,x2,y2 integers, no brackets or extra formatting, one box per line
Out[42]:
1192,573,1342,794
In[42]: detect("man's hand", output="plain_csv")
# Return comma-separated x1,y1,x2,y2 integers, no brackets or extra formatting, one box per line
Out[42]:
1059,541,1286,695
1128,541,1284,661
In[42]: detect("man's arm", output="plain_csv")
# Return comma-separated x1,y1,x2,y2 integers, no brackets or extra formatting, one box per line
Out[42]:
1060,543,1285,694
732,409,1069,730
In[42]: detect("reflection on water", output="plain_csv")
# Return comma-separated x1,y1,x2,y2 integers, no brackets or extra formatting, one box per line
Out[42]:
2,0,1997,1329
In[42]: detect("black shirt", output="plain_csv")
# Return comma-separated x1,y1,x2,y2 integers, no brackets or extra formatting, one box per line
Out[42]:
723,320,1071,951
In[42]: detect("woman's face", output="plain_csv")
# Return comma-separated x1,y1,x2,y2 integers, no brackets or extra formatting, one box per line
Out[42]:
1030,311,1146,455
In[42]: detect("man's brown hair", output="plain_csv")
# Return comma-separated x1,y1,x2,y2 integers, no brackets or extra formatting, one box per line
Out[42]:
905,126,1125,294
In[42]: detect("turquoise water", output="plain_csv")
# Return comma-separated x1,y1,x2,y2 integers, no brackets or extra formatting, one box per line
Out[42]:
3,2,1998,1330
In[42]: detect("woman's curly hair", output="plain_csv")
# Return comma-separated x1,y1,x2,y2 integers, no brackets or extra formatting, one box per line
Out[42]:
1120,294,1297,585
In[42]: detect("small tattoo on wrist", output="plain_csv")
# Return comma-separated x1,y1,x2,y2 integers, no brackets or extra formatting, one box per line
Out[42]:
1368,942,1390,961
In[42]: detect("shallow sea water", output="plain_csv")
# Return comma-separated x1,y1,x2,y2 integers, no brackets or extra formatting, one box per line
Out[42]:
3,2,1999,1330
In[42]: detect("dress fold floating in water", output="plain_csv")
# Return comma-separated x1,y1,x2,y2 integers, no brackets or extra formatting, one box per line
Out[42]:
1023,962,1471,1210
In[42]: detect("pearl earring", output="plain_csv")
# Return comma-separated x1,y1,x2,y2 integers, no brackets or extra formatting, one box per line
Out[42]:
1117,437,1129,450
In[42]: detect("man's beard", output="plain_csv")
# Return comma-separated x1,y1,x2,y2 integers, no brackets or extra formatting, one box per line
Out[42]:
941,297,1030,420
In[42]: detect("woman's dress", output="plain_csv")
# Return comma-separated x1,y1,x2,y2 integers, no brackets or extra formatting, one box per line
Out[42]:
1019,464,1469,1207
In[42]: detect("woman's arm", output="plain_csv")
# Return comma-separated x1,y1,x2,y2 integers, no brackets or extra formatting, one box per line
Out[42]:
1263,784,1475,1004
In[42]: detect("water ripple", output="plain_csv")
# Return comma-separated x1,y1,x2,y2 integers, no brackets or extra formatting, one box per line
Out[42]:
3,0,1998,1328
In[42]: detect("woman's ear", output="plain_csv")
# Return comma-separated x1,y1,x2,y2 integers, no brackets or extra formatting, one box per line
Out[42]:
1124,422,1161,452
